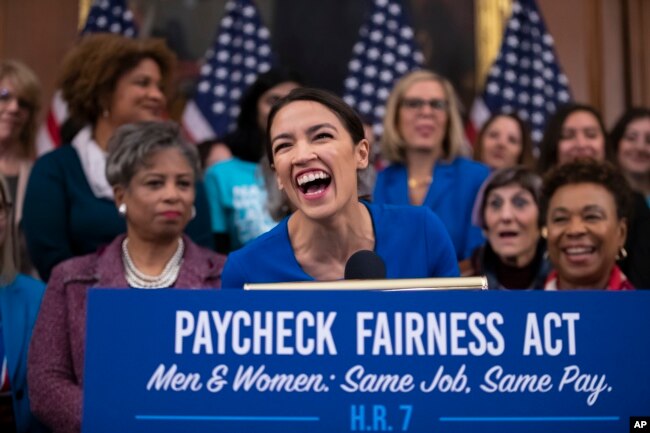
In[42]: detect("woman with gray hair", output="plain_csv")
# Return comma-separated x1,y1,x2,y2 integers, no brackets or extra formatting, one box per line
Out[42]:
460,167,551,289
27,121,225,433
373,70,490,261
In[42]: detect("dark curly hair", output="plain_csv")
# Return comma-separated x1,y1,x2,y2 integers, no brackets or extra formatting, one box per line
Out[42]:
59,33,176,125
541,158,632,225
538,103,613,174
609,107,650,155
221,68,301,163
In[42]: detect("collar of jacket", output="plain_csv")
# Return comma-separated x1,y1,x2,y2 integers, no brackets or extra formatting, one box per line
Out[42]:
61,234,223,289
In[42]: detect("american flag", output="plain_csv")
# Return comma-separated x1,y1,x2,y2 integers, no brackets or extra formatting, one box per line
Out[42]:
342,0,424,139
81,0,138,36
36,0,138,155
181,0,273,143
471,0,571,149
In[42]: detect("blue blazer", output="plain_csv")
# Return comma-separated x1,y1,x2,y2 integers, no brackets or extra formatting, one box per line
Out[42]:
374,157,489,261
0,274,49,433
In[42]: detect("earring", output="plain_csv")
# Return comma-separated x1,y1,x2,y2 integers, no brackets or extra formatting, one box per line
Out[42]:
118,203,127,217
540,227,548,239
191,205,196,220
616,247,628,260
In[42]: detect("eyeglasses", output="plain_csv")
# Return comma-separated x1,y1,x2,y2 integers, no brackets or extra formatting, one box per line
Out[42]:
0,88,33,111
400,98,448,112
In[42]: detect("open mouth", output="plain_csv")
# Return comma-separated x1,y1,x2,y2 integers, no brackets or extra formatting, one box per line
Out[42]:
561,245,597,263
563,246,596,255
296,170,332,197
498,231,519,239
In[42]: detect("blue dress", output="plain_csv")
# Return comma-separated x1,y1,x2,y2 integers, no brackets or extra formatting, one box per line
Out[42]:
373,157,489,261
222,202,459,289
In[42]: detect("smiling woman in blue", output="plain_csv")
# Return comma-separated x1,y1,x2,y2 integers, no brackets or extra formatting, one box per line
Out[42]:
221,88,458,289
373,70,490,262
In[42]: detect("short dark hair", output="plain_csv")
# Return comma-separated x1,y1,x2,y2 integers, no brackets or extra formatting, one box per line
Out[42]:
474,113,535,169
540,158,632,225
265,87,366,165
106,121,200,187
609,107,650,155
474,166,543,229
538,103,613,174
223,68,301,163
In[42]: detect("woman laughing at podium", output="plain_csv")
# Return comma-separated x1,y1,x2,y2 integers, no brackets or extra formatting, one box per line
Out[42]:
221,88,459,289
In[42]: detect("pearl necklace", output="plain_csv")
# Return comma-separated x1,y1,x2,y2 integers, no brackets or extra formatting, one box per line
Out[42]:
122,238,184,289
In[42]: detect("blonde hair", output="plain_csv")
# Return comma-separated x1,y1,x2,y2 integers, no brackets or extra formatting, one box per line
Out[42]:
0,174,18,284
0,60,42,159
381,70,466,163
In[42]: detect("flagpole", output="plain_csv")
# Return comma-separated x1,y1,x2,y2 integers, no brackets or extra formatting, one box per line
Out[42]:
475,0,511,90
78,0,93,30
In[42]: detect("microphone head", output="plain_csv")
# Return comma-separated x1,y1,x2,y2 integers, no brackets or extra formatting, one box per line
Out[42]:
344,250,386,279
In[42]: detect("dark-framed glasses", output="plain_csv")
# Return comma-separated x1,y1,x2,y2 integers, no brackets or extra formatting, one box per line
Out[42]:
0,88,33,111
400,98,448,112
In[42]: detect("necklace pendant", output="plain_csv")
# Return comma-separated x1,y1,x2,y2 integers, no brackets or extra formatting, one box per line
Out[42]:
408,176,433,189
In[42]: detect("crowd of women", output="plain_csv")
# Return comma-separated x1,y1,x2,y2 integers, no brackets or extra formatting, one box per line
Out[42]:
0,32,648,432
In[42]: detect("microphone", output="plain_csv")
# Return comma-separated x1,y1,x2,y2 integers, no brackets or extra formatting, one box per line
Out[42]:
344,250,386,279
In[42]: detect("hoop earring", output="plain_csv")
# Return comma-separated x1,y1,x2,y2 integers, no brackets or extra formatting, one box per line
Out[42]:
118,203,127,217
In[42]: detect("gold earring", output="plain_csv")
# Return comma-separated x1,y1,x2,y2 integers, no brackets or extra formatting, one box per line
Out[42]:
541,227,548,239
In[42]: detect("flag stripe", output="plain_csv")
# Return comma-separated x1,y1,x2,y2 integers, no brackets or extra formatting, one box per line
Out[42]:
181,0,274,143
181,101,216,144
36,0,138,155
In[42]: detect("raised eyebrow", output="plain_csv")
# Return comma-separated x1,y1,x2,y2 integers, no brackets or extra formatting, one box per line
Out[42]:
306,123,338,136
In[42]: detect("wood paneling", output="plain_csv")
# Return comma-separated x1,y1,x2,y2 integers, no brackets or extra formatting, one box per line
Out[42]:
625,0,650,107
0,0,78,122
538,0,628,126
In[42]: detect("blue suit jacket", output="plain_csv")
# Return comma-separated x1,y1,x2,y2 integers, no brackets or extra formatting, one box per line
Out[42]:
373,157,489,260
0,274,49,433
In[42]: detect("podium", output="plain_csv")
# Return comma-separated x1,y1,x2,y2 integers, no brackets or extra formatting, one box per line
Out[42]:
83,289,650,433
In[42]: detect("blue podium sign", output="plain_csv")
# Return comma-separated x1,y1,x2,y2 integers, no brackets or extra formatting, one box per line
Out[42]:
83,290,650,433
